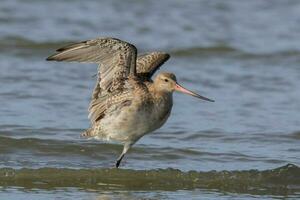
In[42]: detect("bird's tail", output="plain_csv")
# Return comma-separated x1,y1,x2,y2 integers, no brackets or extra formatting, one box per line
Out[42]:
80,128,95,138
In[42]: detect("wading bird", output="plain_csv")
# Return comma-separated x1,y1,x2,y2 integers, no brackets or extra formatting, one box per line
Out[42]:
47,37,214,168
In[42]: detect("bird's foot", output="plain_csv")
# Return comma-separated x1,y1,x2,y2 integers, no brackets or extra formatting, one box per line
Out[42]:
115,154,125,168
115,160,121,168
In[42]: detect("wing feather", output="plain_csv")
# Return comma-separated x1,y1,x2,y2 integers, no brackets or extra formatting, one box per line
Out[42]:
136,52,170,79
47,37,137,124
47,37,137,92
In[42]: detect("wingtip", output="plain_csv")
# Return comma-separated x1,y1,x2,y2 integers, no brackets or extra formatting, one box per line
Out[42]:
46,55,55,61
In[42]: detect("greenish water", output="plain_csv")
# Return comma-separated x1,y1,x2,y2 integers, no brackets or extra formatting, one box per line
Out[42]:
1,0,300,199
1,164,299,196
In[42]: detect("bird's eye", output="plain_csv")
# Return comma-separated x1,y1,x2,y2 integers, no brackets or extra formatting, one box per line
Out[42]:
164,79,169,82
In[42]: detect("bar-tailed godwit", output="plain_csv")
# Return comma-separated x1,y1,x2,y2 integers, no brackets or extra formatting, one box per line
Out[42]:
47,37,214,168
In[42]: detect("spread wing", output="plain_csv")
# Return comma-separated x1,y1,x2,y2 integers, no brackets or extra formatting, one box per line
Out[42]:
46,37,137,124
46,37,137,93
136,52,170,79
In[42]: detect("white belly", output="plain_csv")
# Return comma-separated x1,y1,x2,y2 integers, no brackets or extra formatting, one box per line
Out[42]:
97,97,172,144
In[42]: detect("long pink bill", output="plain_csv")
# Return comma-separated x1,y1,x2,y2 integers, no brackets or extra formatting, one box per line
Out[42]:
175,83,214,102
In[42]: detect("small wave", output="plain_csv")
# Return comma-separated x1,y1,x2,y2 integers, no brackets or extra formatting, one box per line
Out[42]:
0,135,122,156
0,136,208,160
0,36,72,49
0,36,72,56
2,36,300,59
0,164,298,195
170,46,300,58
0,136,257,160
171,45,238,57
288,131,300,140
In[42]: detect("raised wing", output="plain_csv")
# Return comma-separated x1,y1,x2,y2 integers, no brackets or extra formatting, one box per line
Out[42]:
47,38,138,124
46,37,137,93
136,52,170,79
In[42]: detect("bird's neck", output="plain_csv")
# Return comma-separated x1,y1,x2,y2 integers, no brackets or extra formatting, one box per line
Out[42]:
150,84,173,104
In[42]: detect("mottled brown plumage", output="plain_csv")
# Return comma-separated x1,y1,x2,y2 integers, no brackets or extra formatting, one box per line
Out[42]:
47,37,214,168
136,52,170,79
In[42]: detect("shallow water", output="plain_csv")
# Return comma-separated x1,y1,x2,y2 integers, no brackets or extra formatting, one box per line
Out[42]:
0,0,300,199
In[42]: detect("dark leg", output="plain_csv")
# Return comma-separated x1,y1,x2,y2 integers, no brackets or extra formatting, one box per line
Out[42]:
116,154,125,168
115,143,131,168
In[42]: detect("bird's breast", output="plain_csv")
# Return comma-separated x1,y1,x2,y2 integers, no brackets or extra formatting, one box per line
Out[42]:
149,92,173,130
96,88,173,143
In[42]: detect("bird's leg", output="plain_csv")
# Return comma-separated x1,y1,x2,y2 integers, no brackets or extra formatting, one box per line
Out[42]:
116,154,124,168
115,143,131,168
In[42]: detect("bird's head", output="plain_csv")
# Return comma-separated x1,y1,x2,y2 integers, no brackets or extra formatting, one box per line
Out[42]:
154,72,214,102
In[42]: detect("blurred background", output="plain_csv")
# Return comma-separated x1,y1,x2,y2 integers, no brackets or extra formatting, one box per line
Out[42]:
0,0,299,199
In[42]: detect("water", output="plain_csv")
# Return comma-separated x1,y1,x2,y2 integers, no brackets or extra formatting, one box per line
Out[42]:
0,0,300,199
